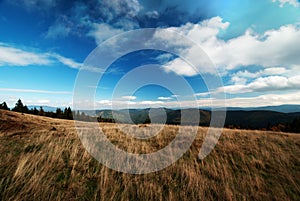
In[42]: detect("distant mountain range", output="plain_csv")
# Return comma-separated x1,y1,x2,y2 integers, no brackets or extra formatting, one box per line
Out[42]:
27,105,58,112
28,104,300,113
27,104,300,130
95,107,300,130
220,104,300,113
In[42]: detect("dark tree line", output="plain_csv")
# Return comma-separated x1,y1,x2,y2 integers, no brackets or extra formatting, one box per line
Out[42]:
0,99,99,122
270,118,300,133
1,99,300,132
285,118,300,133
0,99,75,120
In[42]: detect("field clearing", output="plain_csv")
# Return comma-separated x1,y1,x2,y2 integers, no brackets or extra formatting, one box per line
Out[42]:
0,109,299,201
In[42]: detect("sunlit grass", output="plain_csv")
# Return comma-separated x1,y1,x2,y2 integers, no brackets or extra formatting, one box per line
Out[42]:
0,110,299,200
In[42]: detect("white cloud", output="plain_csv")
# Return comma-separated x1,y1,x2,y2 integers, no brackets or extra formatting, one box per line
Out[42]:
162,58,199,77
45,17,72,39
97,100,112,105
158,96,173,100
194,92,211,97
102,0,142,18
168,16,229,43
0,43,89,71
230,76,248,85
52,54,82,69
36,99,51,104
233,70,261,79
145,11,159,19
121,96,137,100
89,99,168,109
89,23,125,44
87,0,142,44
219,75,300,94
206,24,300,71
272,0,299,7
263,67,287,75
91,17,300,81
155,17,300,77
156,53,174,63
155,17,229,76
0,88,72,94
90,90,300,109
219,91,300,107
25,99,51,104
230,67,288,84
139,101,164,105
197,91,300,108
0,44,51,66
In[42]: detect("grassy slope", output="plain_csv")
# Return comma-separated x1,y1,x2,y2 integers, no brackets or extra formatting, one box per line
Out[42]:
0,109,299,201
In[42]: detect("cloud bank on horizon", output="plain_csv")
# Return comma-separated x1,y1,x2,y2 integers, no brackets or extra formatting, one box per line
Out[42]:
0,0,300,108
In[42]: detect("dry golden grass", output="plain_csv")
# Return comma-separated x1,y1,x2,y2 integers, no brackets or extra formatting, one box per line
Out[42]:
0,109,300,201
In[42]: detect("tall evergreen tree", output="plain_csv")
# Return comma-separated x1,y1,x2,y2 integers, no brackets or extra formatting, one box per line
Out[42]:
39,106,45,116
66,107,73,119
12,99,26,113
0,102,9,110
32,107,39,115
56,108,62,118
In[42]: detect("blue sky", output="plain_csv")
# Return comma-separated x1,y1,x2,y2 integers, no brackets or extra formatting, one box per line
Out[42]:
1,0,300,109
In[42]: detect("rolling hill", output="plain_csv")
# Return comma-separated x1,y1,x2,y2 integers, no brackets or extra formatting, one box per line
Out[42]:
0,109,299,200
96,108,300,130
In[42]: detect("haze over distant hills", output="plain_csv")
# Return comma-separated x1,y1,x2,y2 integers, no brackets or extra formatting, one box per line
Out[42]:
28,104,300,113
28,105,58,112
95,107,300,130
25,104,300,131
221,105,300,113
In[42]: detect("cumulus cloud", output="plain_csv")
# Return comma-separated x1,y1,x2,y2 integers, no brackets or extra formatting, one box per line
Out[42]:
230,67,288,84
145,17,227,76
162,58,199,77
263,67,287,75
210,25,300,70
154,16,300,79
155,17,229,76
219,75,300,94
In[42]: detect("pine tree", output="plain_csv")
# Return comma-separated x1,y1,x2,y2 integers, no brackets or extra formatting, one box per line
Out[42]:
32,107,39,115
67,107,73,120
12,99,26,113
56,108,62,118
39,106,45,116
0,102,9,110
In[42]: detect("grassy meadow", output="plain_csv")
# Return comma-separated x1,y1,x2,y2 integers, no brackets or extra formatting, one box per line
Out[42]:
0,109,299,201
